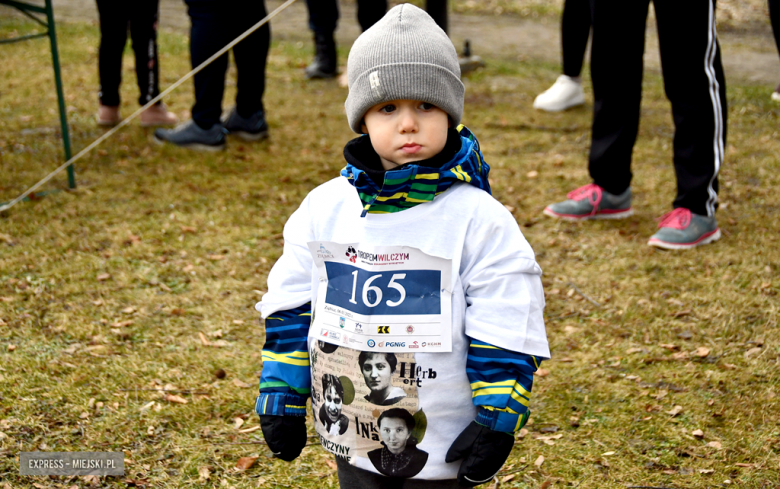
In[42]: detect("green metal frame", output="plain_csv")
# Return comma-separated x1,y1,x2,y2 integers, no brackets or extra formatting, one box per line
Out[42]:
1,0,75,190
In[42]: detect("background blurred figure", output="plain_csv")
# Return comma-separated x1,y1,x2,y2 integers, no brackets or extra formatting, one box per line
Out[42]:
154,0,270,151
533,0,590,111
769,0,780,100
304,0,448,79
545,0,727,250
95,0,178,126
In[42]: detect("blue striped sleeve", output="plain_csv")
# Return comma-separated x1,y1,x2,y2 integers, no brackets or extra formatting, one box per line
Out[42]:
256,303,312,417
466,338,541,433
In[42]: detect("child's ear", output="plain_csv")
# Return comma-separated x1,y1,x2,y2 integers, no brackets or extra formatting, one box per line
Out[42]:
360,120,368,134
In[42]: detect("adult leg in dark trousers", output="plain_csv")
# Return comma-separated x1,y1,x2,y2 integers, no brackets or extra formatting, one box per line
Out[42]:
95,0,176,126
533,0,589,111
186,0,269,129
561,0,591,79
588,0,726,218
155,0,269,150
768,0,780,96
545,0,725,248
304,0,386,79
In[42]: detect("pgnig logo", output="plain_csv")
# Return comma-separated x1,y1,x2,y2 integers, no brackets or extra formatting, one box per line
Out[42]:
367,339,376,348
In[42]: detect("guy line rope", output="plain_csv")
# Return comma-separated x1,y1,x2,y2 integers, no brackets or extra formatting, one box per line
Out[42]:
0,0,299,214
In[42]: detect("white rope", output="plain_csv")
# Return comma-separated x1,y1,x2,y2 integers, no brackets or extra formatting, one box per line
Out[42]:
0,0,298,213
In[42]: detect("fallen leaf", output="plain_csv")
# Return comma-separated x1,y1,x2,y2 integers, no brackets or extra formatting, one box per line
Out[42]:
7,345,16,352
672,351,690,360
198,466,211,482
97,273,111,281
692,429,704,438
667,405,683,416
744,347,762,358
180,226,198,233
164,394,187,404
0,297,14,302
602,451,615,456
208,254,226,261
534,455,545,467
121,306,136,314
517,428,528,439
80,412,90,419
325,460,338,470
672,309,692,318
234,417,245,429
707,441,722,449
139,401,155,412
235,456,259,470
111,320,134,328
666,298,684,306
534,368,550,377
92,299,104,306
660,343,679,351
694,347,710,358
734,463,753,468
81,475,100,486
210,340,230,348
501,474,515,483
232,378,252,388
626,348,643,354
504,204,516,212
170,308,185,316
238,425,261,434
198,332,210,346
677,330,694,340
526,170,538,178
125,235,141,245
699,469,714,474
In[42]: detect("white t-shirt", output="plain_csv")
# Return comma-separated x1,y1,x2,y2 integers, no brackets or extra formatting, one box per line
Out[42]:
257,177,549,480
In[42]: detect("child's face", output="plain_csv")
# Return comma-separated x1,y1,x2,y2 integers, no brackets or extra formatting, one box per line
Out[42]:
361,99,450,171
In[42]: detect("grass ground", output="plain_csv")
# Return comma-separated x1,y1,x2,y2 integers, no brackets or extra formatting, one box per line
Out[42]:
1,13,779,489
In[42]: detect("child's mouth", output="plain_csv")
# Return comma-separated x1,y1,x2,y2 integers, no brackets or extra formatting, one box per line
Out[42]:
401,143,421,154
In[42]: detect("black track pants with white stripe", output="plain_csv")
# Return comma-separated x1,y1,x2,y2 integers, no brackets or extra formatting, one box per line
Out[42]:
587,0,727,217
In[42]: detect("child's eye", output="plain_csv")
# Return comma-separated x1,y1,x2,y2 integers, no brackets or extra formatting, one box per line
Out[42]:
419,102,435,111
379,104,396,113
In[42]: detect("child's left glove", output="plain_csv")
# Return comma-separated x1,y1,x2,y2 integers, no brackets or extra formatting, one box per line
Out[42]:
445,420,515,487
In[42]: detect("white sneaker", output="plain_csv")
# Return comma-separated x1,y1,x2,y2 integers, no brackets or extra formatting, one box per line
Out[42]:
533,75,585,112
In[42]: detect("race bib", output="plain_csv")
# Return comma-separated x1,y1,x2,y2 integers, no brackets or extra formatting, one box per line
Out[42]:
308,242,453,353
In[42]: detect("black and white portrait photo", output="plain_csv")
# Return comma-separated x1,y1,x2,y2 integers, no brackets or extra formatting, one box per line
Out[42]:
367,408,428,478
358,352,406,405
318,374,349,436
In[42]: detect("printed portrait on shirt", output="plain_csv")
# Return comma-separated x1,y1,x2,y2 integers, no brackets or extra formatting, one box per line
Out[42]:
318,374,350,436
358,352,406,406
368,408,428,478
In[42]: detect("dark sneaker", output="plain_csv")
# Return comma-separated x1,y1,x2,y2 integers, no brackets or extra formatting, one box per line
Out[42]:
544,184,633,220
647,208,721,250
153,119,226,151
222,107,269,141
305,32,337,79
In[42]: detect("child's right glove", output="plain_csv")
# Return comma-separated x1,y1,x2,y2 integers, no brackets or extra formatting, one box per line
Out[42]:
259,415,307,462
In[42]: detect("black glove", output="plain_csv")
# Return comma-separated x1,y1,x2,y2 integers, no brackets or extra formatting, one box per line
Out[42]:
445,421,515,487
259,415,307,462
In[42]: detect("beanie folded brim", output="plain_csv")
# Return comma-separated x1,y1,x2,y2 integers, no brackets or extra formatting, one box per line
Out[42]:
346,62,465,134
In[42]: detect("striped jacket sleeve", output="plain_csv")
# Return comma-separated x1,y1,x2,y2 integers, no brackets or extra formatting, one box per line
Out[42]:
467,338,541,433
255,303,312,417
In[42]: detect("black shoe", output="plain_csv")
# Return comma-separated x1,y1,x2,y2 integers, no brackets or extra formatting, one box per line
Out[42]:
305,32,337,79
222,107,269,141
153,119,226,151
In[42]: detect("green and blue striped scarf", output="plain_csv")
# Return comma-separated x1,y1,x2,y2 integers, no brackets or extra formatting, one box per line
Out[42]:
341,125,492,217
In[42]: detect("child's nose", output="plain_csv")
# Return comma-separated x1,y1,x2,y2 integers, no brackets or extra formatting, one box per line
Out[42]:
399,109,417,133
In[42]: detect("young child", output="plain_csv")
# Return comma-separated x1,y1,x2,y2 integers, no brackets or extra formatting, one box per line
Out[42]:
255,5,550,487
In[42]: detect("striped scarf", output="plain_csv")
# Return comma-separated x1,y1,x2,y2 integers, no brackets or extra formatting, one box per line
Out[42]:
341,125,492,217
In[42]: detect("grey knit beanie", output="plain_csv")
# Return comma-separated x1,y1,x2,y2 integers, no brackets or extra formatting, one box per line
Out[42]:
345,3,464,134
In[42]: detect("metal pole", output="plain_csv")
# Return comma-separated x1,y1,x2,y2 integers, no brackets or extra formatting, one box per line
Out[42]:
44,0,75,189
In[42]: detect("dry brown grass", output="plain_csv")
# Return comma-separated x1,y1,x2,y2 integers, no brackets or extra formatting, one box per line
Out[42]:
1,14,779,489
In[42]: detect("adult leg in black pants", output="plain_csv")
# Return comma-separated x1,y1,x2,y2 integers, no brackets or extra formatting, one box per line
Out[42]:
544,0,726,250
155,0,270,150
769,0,780,99
304,0,386,79
304,0,447,79
95,0,177,126
534,0,590,112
